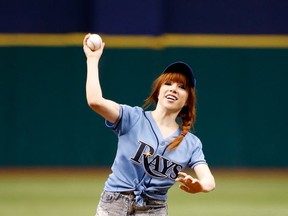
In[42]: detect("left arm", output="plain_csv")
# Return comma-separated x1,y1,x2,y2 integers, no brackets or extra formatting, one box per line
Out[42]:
175,164,215,193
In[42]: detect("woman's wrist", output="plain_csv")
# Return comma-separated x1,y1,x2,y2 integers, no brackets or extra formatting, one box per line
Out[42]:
86,57,99,64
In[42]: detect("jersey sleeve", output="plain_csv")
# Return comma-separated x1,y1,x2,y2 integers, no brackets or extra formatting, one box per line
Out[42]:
105,104,143,136
188,136,207,169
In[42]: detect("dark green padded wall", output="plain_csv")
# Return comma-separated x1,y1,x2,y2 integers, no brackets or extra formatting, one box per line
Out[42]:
0,47,287,167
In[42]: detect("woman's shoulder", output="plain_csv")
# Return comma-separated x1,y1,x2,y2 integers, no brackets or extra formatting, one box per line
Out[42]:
185,132,202,145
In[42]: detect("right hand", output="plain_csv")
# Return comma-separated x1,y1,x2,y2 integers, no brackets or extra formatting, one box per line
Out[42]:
83,33,105,60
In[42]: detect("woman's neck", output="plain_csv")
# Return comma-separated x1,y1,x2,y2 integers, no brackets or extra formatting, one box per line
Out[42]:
151,108,179,128
150,109,179,139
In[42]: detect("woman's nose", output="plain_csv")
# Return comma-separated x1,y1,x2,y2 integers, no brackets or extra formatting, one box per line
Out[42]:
169,83,177,92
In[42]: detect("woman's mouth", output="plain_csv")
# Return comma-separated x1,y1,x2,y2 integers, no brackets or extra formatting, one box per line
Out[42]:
166,94,178,101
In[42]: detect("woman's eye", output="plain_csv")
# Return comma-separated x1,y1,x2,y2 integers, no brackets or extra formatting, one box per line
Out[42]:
179,84,186,89
164,82,172,85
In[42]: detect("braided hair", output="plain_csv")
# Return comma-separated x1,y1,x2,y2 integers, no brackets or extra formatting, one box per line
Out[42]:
143,72,196,150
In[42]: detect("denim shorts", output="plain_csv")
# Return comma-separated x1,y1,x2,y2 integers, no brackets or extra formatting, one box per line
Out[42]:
95,191,168,216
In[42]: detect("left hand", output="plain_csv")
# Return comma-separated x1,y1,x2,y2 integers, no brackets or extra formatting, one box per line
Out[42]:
175,171,204,193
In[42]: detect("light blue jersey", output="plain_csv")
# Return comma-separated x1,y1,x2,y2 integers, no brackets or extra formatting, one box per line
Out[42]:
104,105,206,205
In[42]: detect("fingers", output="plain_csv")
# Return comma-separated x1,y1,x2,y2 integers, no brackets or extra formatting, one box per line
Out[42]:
177,172,187,178
83,33,91,47
176,172,193,183
179,184,190,193
175,172,187,181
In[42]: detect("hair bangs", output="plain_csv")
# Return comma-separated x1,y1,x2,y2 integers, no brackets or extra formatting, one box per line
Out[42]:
162,73,189,89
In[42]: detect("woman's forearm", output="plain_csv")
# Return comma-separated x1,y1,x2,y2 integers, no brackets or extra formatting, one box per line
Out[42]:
86,58,104,107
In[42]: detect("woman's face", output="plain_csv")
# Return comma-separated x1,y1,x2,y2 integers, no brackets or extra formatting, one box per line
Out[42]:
157,80,189,113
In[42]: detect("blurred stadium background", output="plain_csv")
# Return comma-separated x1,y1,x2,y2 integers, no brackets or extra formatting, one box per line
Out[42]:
0,0,287,215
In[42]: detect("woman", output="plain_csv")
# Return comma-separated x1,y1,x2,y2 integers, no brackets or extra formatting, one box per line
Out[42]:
83,34,215,216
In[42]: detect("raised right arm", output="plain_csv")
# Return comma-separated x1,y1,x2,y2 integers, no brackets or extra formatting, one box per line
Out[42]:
83,34,120,123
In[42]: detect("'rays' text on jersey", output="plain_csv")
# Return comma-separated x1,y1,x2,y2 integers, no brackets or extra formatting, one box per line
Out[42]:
130,141,182,180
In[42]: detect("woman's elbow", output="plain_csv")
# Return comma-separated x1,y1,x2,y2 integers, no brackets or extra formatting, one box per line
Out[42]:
86,97,103,110
206,182,216,192
202,177,216,192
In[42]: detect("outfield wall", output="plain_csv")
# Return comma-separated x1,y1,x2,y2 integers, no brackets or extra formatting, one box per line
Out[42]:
1,44,287,167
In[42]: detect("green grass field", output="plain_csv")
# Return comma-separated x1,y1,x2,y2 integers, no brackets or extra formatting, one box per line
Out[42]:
0,168,287,216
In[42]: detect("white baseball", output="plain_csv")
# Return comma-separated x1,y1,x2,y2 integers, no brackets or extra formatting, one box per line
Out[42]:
86,34,102,51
